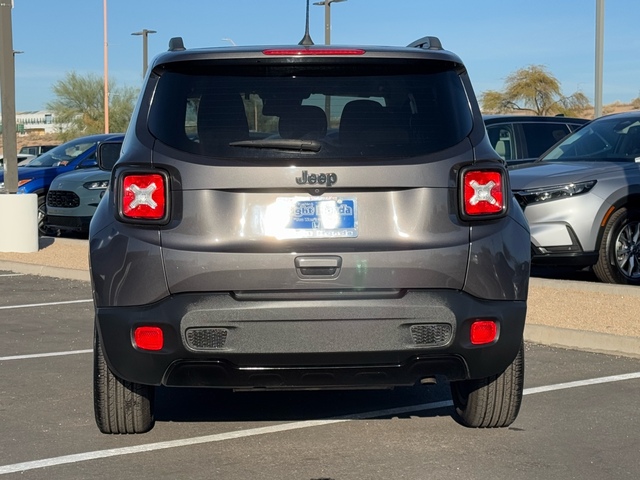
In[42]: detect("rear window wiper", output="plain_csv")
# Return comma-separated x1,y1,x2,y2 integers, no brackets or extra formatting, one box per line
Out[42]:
229,139,321,153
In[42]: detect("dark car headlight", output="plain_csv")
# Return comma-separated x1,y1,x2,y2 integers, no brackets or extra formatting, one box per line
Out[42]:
83,180,109,190
515,180,597,207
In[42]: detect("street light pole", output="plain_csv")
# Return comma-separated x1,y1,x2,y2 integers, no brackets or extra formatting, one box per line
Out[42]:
132,29,157,78
0,0,18,193
103,0,109,133
313,0,346,127
0,1,38,254
313,0,347,45
594,0,605,118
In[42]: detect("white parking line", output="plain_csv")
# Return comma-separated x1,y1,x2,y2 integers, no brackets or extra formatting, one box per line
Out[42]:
0,273,25,277
0,350,92,361
524,372,640,395
0,299,93,310
1,372,639,475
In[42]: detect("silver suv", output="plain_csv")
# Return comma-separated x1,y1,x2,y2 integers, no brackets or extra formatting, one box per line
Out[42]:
90,35,530,434
510,111,640,285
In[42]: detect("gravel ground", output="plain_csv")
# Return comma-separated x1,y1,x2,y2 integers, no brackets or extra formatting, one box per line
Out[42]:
527,280,640,338
0,236,88,270
1,237,639,339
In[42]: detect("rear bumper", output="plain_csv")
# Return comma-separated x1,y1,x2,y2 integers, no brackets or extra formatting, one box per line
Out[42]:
47,214,92,233
95,289,526,389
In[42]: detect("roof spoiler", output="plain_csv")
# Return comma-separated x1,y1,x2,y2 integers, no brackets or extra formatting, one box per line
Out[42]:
168,37,186,52
407,36,443,50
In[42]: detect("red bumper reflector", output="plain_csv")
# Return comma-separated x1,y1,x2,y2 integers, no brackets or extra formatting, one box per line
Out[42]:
134,326,164,351
470,320,497,345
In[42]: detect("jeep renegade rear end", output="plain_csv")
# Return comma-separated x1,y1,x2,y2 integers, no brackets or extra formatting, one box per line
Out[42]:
90,35,530,434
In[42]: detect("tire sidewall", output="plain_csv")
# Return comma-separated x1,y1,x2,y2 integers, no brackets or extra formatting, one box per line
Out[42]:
600,208,640,285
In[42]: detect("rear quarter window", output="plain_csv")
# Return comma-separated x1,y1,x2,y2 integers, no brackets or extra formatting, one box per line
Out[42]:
486,124,516,161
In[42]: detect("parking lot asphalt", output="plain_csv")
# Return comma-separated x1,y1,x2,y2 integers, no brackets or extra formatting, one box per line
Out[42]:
0,236,639,358
2,273,640,478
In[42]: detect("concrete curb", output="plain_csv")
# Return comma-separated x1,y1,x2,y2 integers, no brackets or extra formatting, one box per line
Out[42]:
530,275,640,297
0,260,90,282
524,324,640,359
2,257,640,359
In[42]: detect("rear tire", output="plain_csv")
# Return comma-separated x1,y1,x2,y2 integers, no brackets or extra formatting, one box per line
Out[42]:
450,341,524,428
594,207,640,285
93,328,155,434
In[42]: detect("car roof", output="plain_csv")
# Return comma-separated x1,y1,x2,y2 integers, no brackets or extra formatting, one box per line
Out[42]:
482,115,589,124
592,110,640,122
150,37,465,70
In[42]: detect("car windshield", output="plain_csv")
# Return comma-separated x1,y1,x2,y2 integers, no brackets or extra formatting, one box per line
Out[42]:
148,60,474,160
542,116,640,162
25,139,96,167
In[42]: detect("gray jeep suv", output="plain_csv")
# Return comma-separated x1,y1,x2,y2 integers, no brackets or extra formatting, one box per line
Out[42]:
90,35,530,434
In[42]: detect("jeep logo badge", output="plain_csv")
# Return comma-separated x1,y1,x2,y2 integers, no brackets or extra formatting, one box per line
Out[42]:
295,170,337,187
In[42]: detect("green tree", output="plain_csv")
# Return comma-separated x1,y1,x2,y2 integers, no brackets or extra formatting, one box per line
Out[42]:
46,72,138,141
481,65,590,117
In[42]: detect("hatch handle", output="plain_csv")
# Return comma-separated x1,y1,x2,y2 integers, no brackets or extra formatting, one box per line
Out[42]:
295,256,342,277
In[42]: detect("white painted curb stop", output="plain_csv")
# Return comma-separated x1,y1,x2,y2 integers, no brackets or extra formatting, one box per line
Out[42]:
0,193,38,252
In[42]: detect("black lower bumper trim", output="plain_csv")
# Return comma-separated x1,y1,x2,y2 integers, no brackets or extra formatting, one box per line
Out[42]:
47,215,92,233
164,356,467,389
531,251,598,267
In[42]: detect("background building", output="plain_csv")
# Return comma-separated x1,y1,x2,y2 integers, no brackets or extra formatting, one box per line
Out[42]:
0,111,58,135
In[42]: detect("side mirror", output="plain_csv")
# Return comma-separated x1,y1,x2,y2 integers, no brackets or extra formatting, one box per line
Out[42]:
97,141,123,171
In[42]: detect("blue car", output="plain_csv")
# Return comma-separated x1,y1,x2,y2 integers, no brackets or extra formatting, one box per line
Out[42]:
0,133,124,234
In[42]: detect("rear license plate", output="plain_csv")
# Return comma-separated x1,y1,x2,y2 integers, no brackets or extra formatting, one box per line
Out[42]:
265,197,358,239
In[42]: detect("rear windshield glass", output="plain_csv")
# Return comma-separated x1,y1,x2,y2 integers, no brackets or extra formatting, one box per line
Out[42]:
148,61,473,159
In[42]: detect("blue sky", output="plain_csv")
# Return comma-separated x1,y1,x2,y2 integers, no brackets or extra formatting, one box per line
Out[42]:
9,0,640,112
